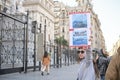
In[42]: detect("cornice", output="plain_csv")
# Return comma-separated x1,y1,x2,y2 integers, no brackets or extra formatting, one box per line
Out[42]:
23,0,55,17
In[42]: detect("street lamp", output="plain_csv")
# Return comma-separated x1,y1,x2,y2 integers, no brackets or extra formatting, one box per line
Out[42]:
60,28,65,67
32,21,37,71
24,10,29,73
49,40,52,53
44,20,46,53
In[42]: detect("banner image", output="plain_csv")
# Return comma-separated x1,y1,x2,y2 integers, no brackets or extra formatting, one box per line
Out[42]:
69,12,91,47
70,29,90,46
69,12,90,29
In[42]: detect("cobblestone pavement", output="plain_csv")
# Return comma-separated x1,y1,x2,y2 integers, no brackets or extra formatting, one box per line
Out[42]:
0,64,79,80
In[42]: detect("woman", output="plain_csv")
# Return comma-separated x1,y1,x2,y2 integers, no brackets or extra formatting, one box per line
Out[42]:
41,51,50,76
97,49,110,80
77,48,96,80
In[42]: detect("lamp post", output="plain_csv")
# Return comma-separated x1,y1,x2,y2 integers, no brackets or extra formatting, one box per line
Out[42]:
49,40,52,53
32,21,37,71
56,44,59,68
38,23,42,71
44,20,46,53
65,48,67,66
24,10,29,73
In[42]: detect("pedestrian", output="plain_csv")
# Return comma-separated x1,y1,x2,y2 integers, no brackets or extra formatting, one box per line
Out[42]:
97,49,110,80
41,51,51,76
92,49,101,80
105,46,120,80
77,48,96,80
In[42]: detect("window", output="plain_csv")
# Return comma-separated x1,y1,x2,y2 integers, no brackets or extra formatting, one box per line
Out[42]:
95,41,97,44
62,28,65,33
62,10,65,18
45,19,46,24
40,16,42,22
62,20,65,25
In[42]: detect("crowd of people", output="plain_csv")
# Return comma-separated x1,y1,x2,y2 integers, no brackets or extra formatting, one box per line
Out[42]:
77,46,120,80
40,46,120,80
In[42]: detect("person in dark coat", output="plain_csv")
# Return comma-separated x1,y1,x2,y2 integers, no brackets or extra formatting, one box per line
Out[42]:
97,49,110,80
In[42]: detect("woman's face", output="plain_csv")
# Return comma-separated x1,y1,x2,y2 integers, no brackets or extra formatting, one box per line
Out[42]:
78,50,85,59
102,49,106,54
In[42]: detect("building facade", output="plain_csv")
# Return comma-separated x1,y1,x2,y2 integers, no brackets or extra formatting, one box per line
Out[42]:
76,0,105,50
23,0,55,54
54,1,69,41
0,0,106,74
54,0,105,50
0,12,32,72
0,0,37,74
110,38,120,56
0,0,24,14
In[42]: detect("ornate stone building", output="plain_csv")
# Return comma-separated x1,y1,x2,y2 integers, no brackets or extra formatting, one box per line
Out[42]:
54,1,69,41
54,0,105,50
0,0,106,74
110,38,120,56
76,0,105,49
23,0,55,53
0,0,24,14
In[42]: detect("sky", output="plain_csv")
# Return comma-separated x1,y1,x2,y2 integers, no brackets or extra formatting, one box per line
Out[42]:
55,0,120,51
92,0,120,51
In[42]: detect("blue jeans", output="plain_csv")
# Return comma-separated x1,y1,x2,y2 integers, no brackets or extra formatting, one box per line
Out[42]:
101,75,105,80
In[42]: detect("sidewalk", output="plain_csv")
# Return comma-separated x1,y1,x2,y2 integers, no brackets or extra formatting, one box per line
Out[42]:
0,64,79,80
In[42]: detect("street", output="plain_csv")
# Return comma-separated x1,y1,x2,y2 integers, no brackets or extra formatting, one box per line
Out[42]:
0,64,79,80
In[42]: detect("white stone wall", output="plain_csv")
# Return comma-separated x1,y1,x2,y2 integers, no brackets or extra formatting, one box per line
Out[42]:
23,0,55,65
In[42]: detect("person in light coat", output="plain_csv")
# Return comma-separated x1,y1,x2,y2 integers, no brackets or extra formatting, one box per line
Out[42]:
77,48,96,80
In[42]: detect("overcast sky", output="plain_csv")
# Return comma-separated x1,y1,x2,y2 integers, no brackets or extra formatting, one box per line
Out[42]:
92,0,120,51
54,0,120,51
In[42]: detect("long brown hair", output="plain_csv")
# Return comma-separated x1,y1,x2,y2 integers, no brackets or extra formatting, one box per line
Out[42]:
93,60,100,78
43,51,48,58
92,50,100,78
